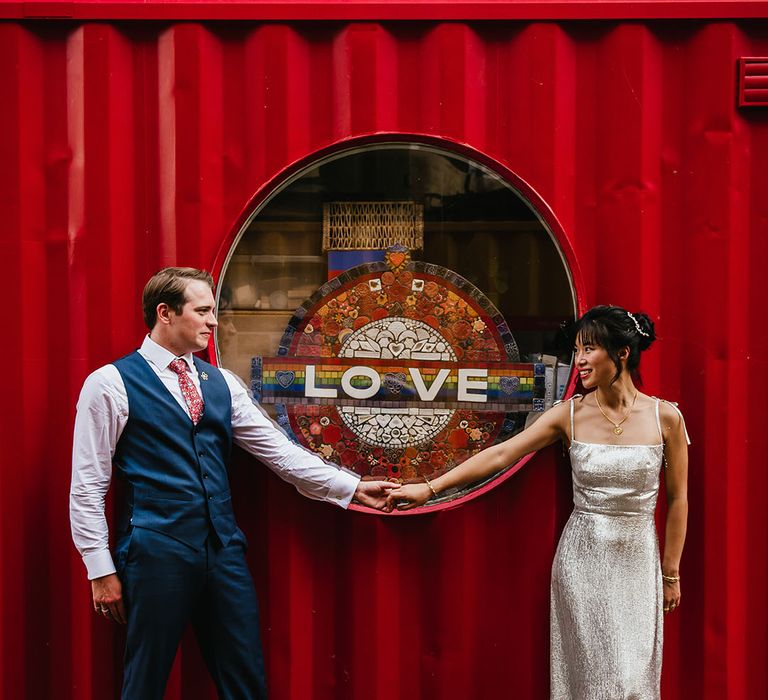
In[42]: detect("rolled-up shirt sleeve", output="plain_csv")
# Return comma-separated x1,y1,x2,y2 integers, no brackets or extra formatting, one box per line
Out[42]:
70,367,126,580
224,370,360,508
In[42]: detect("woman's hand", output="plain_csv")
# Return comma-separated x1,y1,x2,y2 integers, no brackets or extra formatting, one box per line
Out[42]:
386,483,433,511
663,578,681,614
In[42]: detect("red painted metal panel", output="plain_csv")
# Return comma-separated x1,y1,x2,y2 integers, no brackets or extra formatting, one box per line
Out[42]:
5,0,768,21
3,17,768,700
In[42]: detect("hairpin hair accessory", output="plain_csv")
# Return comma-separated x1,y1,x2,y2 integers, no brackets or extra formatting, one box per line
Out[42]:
626,311,650,337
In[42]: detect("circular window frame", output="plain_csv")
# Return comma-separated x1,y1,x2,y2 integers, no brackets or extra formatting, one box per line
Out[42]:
210,133,585,515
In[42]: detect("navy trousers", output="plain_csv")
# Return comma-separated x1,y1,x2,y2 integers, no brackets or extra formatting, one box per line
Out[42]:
116,526,267,700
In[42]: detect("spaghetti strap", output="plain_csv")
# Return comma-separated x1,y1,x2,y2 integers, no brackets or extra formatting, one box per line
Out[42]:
665,400,692,445
570,398,576,442
654,399,663,442
554,394,581,444
653,397,692,446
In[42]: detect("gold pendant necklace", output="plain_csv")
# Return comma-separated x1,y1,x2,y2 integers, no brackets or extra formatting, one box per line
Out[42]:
595,391,638,435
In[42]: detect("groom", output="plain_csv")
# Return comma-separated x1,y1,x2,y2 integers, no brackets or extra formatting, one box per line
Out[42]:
70,267,396,699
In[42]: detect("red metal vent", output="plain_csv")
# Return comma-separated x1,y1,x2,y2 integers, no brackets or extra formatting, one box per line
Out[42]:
738,57,768,107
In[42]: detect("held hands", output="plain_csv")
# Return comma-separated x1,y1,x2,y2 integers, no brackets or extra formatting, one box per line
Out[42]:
353,477,440,512
92,573,126,624
353,479,401,511
385,483,433,511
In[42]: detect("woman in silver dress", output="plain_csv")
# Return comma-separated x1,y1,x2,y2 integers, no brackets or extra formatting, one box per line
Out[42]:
387,305,689,699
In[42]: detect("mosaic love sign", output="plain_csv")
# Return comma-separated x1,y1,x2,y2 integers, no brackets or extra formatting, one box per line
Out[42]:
252,247,545,499
259,359,537,408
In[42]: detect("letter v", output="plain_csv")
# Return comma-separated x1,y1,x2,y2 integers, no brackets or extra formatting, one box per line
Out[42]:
409,368,451,401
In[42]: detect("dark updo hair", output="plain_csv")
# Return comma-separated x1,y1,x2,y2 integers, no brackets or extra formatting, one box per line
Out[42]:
573,305,657,385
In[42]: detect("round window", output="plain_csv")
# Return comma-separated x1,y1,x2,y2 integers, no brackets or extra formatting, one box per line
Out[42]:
216,141,577,513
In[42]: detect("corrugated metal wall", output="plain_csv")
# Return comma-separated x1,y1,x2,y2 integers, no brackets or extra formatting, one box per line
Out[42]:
2,18,767,699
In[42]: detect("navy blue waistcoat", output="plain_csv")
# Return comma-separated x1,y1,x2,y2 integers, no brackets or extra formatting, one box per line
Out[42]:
113,351,237,549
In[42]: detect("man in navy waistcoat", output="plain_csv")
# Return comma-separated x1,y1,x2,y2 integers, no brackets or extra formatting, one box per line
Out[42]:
70,267,397,699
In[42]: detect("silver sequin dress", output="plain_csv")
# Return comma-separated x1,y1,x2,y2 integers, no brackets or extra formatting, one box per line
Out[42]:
550,398,667,700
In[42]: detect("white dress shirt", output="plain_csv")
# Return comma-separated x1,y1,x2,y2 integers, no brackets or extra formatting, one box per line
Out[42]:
70,336,360,580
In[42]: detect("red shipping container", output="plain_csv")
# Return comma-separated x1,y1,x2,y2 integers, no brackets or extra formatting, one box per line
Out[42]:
2,2,767,698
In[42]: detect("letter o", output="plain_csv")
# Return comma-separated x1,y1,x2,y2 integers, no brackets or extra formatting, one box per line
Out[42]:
341,366,381,400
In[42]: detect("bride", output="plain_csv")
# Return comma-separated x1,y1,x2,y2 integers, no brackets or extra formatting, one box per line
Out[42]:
387,305,689,699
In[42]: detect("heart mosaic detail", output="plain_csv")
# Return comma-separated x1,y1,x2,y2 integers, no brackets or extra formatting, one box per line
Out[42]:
499,376,520,395
384,372,406,393
389,252,406,268
276,371,296,388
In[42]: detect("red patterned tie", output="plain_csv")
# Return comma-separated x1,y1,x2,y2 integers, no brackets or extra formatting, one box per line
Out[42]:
169,359,204,424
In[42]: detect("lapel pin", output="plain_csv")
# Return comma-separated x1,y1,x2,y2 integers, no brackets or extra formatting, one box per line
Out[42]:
200,372,209,381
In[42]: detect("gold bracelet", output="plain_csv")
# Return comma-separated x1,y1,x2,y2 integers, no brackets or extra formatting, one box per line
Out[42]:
424,476,438,498
662,574,680,583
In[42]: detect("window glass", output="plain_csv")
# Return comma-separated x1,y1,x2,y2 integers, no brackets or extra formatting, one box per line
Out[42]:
217,143,575,509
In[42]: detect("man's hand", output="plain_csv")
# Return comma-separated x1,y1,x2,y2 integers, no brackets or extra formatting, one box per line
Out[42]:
353,480,400,512
92,573,126,624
